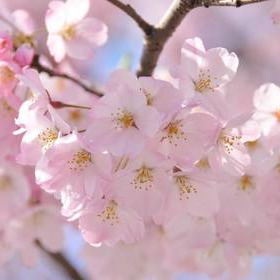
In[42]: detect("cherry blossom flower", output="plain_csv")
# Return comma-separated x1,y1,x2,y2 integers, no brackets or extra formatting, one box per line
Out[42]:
85,70,161,157
253,83,280,148
0,160,30,226
79,185,145,246
0,61,20,96
208,115,260,176
114,150,174,221
0,32,12,61
36,132,112,218
155,108,219,168
45,0,108,62
179,37,239,113
6,203,64,266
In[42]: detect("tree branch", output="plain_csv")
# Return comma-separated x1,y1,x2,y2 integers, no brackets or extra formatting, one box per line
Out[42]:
45,251,85,280
137,0,197,77
36,241,85,280
106,0,154,35
203,0,267,7
31,55,103,97
137,0,269,77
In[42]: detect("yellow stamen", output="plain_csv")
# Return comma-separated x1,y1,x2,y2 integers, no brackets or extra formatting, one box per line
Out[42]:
132,165,154,191
68,149,92,171
175,175,197,200
97,200,119,226
194,69,218,94
37,128,58,150
60,25,76,40
0,175,12,190
239,175,254,191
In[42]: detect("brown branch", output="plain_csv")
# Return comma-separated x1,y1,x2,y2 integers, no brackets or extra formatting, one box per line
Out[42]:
106,0,153,35
31,55,103,97
137,0,269,77
137,0,197,77
203,0,267,7
46,251,85,280
37,241,85,280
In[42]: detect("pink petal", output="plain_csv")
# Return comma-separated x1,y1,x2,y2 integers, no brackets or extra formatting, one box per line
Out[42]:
47,34,66,62
45,1,66,33
181,37,205,80
254,83,280,112
66,0,90,24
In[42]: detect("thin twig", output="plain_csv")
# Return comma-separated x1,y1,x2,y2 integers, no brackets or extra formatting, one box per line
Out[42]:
31,55,103,97
106,0,154,35
137,0,269,77
51,101,92,110
37,241,85,280
46,251,85,280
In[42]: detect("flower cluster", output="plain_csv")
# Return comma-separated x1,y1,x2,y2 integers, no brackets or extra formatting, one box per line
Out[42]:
0,13,65,266
0,0,279,279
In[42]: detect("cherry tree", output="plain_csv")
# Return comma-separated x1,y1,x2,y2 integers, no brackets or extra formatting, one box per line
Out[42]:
0,0,279,279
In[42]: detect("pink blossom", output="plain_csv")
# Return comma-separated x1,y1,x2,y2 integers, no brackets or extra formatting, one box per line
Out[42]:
179,37,238,113
114,150,174,221
45,0,108,62
85,70,161,157
36,132,112,218
0,160,30,226
0,32,13,61
208,115,260,176
14,45,34,67
6,203,64,266
155,108,219,168
0,61,19,96
138,76,183,122
79,186,145,246
157,171,219,223
253,83,280,148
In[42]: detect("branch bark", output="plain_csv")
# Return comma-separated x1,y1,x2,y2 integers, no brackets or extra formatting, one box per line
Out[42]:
137,0,269,77
46,251,85,280
137,0,198,77
31,55,103,97
204,0,267,7
106,0,154,35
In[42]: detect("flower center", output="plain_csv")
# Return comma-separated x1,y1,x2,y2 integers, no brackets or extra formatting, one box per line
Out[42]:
132,165,154,191
68,149,92,171
97,200,119,226
219,131,242,154
162,120,187,146
245,140,258,151
239,175,254,191
0,99,14,115
196,157,210,169
69,110,82,122
274,110,280,122
37,128,58,151
276,162,280,173
61,25,76,40
0,175,12,190
175,175,197,200
141,88,154,105
0,39,8,50
13,32,34,48
194,69,218,94
113,109,135,129
0,66,15,84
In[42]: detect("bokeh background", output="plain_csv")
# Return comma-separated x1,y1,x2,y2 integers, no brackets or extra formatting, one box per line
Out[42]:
1,0,280,279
